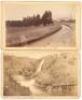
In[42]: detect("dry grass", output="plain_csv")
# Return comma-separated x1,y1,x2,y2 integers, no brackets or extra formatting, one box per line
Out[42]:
6,22,62,47
6,21,75,47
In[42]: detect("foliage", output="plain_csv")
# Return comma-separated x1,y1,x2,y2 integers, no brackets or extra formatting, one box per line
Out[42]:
6,11,53,27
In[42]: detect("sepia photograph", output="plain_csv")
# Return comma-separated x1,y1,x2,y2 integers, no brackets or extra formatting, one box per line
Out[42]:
3,50,79,96
1,1,80,47
1,1,80,98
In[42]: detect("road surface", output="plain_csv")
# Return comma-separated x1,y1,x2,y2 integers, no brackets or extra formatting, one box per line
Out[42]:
26,24,75,47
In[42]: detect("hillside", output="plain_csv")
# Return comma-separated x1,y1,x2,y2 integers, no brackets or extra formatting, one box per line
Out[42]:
35,53,77,95
3,53,78,96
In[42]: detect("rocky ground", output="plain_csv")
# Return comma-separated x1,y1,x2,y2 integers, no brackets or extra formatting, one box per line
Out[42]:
3,52,78,96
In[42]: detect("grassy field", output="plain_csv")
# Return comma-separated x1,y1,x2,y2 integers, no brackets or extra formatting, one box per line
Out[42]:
6,22,62,47
6,21,76,47
3,52,78,96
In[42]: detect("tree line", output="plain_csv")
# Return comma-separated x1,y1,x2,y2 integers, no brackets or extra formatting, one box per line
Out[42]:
6,11,53,27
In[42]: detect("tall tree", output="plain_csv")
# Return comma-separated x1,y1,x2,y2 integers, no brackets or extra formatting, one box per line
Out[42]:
42,11,53,25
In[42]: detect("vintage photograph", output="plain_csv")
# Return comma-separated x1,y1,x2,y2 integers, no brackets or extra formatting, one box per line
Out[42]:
3,50,79,96
1,2,79,47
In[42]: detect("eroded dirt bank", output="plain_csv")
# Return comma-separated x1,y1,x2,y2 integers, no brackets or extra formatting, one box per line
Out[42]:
4,53,78,96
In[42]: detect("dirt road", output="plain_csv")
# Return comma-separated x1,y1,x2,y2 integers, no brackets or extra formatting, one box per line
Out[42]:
26,24,75,47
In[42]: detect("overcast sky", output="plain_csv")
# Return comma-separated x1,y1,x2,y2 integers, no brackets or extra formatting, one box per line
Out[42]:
2,2,76,21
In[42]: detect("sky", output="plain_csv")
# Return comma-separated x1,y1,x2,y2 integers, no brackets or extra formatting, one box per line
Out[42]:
2,1,77,21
